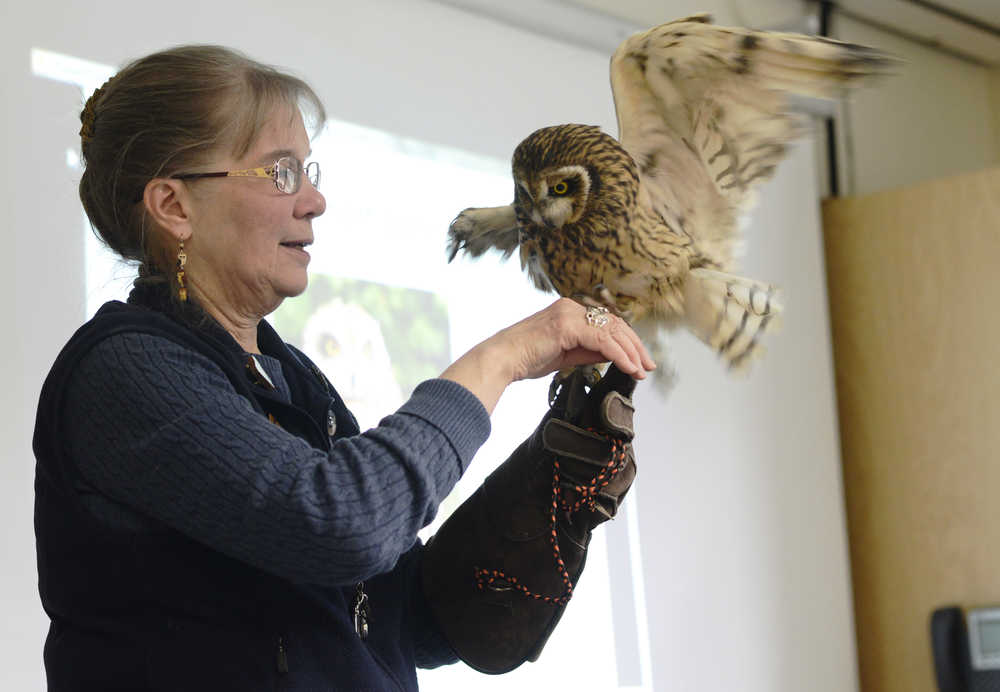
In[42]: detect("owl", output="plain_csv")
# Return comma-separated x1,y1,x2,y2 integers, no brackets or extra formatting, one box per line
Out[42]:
447,14,893,387
301,298,403,430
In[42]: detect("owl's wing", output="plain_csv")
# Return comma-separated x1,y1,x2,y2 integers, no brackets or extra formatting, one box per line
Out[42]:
446,204,557,293
447,205,520,261
610,14,892,266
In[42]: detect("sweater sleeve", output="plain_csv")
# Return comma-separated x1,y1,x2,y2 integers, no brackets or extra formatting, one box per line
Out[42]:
63,331,491,587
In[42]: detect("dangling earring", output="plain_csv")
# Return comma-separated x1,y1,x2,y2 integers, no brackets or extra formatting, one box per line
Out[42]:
176,240,188,302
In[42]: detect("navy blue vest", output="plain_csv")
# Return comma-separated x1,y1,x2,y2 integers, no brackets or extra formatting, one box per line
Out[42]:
33,284,439,691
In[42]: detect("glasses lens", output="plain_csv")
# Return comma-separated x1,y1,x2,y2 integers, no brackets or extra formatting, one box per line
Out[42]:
274,157,301,194
306,161,320,190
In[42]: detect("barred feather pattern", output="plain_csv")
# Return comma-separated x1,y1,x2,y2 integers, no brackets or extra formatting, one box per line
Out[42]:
514,125,651,304
611,13,893,267
447,14,893,384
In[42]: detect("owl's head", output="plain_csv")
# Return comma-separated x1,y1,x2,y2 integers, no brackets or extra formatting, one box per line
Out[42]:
511,124,631,232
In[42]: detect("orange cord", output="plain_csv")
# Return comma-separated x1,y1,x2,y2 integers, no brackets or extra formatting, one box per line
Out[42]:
474,430,628,605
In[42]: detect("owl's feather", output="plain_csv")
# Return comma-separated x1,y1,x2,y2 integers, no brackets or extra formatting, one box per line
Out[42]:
610,14,893,266
446,205,519,262
683,268,782,369
447,15,893,387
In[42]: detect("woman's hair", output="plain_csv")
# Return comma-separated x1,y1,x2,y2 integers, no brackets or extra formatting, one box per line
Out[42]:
78,45,326,280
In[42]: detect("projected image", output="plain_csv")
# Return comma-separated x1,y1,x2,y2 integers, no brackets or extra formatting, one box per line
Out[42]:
272,275,450,431
39,47,652,691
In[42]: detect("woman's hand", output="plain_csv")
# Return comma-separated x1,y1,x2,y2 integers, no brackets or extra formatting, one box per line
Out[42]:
491,298,654,382
441,298,656,414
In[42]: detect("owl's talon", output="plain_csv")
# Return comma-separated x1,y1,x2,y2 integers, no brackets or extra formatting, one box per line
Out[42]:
582,365,603,387
446,211,475,261
593,284,617,309
445,205,520,263
572,285,634,324
571,291,609,313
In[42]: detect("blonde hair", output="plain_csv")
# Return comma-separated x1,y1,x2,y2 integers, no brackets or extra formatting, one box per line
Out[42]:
78,45,326,281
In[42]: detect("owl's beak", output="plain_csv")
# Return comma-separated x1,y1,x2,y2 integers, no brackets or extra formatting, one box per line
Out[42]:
537,200,572,229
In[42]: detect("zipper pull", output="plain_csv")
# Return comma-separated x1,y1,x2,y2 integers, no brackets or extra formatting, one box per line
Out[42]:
276,636,288,673
353,582,370,640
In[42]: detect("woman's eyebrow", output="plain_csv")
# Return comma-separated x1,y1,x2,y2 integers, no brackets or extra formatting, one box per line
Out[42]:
257,148,310,165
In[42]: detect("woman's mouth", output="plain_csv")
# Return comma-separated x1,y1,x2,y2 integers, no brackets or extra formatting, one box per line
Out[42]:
280,241,312,260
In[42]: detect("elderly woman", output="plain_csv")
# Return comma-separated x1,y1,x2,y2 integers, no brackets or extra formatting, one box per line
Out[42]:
33,45,654,691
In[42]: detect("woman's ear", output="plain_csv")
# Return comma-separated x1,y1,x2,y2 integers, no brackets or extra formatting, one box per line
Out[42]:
142,178,194,243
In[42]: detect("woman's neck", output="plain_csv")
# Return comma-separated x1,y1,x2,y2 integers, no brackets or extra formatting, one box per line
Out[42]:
189,284,263,355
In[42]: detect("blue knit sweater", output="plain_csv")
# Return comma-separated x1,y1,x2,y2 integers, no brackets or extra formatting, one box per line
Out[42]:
33,286,491,691
65,332,489,586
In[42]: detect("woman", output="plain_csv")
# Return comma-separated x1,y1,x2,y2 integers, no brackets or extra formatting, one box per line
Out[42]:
33,45,654,691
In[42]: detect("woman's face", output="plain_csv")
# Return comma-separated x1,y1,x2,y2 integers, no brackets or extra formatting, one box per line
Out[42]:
185,104,326,318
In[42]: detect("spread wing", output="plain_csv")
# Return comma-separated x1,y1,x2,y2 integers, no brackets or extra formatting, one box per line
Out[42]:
610,14,893,267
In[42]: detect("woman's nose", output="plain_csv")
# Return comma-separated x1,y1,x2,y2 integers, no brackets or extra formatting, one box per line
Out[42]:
297,178,326,219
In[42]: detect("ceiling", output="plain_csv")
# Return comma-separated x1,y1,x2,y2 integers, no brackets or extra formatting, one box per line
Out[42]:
923,0,1000,28
437,0,1000,66
832,0,1000,64
566,0,1000,65
568,0,1000,33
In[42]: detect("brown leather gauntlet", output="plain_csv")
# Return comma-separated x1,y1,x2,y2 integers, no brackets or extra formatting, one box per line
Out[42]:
421,365,637,674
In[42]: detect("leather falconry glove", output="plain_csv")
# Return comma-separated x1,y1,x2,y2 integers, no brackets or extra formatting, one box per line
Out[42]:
421,364,637,674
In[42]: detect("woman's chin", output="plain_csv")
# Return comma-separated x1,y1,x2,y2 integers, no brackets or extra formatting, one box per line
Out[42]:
273,272,310,300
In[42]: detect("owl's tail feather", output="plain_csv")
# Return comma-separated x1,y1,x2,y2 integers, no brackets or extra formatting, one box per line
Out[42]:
682,268,783,371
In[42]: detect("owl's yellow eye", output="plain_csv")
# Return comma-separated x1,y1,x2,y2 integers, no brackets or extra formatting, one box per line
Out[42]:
552,181,569,195
321,335,341,358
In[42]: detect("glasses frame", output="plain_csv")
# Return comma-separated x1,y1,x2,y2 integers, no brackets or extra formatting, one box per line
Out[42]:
171,156,320,195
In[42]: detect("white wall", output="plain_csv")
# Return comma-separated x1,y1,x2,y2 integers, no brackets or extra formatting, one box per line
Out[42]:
631,141,857,691
3,1,857,690
833,13,1000,196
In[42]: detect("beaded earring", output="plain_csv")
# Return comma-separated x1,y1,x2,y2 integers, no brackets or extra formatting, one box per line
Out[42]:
176,240,188,302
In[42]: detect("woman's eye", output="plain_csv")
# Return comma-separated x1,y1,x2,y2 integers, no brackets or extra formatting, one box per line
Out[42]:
552,181,569,195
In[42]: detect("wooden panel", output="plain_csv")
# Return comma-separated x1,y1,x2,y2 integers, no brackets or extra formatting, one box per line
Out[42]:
822,166,1000,692
991,68,1000,160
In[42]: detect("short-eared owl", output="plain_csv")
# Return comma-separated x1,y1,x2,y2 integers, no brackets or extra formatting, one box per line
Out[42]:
302,299,403,430
447,14,892,387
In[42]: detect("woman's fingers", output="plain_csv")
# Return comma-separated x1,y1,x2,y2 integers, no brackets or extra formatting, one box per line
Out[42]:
598,312,656,372
626,323,657,371
565,301,656,378
593,333,640,377
495,298,657,382
441,298,655,413
586,316,645,379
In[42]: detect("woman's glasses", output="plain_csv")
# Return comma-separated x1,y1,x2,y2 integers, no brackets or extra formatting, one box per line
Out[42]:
171,156,320,195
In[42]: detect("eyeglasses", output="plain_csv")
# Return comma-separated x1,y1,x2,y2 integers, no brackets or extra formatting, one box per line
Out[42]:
171,156,320,195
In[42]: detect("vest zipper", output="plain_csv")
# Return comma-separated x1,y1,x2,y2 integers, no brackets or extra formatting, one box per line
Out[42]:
276,635,289,673
353,581,370,640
